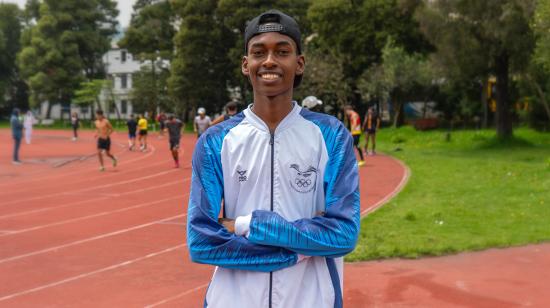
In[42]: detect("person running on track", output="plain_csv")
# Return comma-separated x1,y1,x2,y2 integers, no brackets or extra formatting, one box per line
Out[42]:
94,110,117,172
137,114,148,151
362,106,380,155
126,114,138,151
187,10,360,308
344,105,365,166
165,115,183,168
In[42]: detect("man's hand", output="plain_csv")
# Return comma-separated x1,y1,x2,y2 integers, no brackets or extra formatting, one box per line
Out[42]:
218,218,236,233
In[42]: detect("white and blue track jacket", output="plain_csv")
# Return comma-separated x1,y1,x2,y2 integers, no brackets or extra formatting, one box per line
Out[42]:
187,103,360,308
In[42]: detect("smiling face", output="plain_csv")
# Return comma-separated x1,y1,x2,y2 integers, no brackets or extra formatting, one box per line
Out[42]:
242,32,305,98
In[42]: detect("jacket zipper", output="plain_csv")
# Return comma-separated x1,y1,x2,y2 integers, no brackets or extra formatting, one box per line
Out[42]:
269,132,275,308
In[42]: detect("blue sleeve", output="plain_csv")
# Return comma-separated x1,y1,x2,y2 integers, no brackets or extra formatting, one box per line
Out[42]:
247,123,360,258
187,133,298,272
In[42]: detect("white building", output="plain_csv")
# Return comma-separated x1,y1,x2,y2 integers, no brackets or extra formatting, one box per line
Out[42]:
99,46,142,119
38,45,146,120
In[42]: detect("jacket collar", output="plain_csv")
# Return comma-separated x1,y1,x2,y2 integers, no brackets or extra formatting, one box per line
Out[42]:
244,101,302,134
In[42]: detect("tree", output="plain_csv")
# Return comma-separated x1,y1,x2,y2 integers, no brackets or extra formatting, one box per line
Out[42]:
119,0,175,60
119,0,175,117
358,39,432,127
169,0,234,118
0,3,24,112
131,61,171,115
17,0,118,118
416,0,536,138
297,49,350,115
308,0,431,106
73,79,106,112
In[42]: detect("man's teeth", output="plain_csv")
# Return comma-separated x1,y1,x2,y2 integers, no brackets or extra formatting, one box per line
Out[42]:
261,74,280,80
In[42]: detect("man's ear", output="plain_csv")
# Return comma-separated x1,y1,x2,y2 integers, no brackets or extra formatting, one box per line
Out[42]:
242,56,250,77
296,54,305,76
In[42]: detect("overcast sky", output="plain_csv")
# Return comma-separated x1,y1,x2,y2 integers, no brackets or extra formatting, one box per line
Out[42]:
0,0,137,27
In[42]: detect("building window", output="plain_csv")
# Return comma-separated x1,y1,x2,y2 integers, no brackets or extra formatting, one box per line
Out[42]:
121,74,127,89
121,100,127,114
121,50,127,63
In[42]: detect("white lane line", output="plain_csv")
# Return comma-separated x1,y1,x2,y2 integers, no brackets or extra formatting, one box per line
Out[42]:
0,167,179,207
144,283,209,308
0,178,190,220
0,213,187,265
0,195,187,236
0,244,187,302
361,154,411,217
0,197,110,220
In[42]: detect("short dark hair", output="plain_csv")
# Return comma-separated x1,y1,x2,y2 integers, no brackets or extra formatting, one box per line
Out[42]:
96,110,104,116
169,115,175,120
226,102,237,111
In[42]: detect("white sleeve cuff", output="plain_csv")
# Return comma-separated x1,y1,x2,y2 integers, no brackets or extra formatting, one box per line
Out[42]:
235,214,252,237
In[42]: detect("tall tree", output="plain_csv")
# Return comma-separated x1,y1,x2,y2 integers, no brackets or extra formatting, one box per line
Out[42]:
17,0,118,118
0,3,23,111
358,39,432,127
416,0,536,138
119,0,175,116
169,0,234,117
308,0,431,106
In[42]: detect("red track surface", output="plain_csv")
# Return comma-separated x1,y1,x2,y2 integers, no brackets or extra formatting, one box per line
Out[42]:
1,128,546,307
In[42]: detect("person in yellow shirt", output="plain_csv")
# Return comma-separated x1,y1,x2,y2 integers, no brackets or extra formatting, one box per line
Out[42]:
344,105,365,166
137,114,148,152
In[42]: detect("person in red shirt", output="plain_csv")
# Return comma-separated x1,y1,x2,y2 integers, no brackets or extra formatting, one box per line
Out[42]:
344,105,365,166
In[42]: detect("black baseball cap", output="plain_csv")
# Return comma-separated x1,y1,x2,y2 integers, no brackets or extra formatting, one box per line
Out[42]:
244,9,303,87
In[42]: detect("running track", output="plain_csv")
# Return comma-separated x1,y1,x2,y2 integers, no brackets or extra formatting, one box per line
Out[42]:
0,129,407,307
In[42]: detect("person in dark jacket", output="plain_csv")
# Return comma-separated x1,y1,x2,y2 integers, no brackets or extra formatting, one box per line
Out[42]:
10,108,23,164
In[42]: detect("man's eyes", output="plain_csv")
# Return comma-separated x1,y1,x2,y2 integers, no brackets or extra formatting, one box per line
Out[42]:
250,49,291,57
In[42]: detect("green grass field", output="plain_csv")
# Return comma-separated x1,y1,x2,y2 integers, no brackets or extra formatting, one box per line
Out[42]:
347,127,550,261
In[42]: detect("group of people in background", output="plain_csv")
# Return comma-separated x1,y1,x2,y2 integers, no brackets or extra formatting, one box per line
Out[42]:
10,101,378,169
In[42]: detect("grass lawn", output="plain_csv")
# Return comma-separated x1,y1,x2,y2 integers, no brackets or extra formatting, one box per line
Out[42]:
347,127,550,261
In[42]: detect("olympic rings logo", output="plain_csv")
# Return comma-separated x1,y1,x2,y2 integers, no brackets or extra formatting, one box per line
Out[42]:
295,178,312,187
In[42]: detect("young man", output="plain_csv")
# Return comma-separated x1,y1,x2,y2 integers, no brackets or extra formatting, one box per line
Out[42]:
193,107,211,138
10,108,23,164
137,114,148,151
344,105,365,166
164,115,183,168
126,114,138,151
362,106,381,155
211,102,238,125
187,10,360,308
94,110,117,171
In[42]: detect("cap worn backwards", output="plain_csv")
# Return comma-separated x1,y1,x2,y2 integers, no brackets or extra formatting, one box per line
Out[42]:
244,9,303,88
